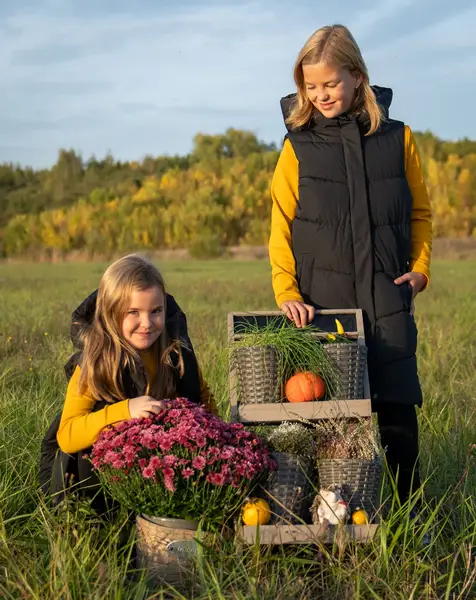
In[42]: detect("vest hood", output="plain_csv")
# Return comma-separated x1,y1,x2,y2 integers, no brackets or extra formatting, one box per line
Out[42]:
280,85,393,132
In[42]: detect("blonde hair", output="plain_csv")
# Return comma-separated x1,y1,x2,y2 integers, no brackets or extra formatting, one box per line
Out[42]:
286,24,383,135
79,254,183,403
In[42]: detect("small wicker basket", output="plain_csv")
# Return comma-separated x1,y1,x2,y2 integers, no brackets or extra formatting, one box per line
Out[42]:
323,343,367,399
264,452,316,524
317,457,382,516
232,345,281,404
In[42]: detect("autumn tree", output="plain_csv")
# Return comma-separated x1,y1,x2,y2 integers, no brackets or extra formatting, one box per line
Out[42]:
0,129,475,259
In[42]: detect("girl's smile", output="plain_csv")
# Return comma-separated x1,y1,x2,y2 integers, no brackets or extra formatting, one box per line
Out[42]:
319,101,336,111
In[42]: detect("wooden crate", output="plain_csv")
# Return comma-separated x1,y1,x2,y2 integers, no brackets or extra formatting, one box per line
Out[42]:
228,309,372,424
228,309,380,546
238,521,379,545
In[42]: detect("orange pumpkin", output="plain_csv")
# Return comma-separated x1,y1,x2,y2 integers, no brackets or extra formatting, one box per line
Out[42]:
285,371,326,403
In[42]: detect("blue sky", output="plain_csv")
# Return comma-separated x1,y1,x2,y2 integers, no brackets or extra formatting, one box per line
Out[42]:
0,0,474,168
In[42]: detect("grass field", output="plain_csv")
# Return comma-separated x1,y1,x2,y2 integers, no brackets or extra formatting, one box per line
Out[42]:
0,259,475,599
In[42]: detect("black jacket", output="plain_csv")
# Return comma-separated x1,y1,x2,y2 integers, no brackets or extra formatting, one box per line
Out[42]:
281,86,422,407
39,290,202,511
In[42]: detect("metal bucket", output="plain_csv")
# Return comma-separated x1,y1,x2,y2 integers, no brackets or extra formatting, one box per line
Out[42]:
135,514,199,587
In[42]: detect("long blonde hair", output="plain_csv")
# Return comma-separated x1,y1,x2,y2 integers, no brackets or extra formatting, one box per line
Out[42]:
79,254,183,403
286,24,383,135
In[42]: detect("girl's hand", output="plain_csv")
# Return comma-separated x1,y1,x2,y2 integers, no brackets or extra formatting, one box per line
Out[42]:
394,272,427,316
280,300,316,328
128,396,166,419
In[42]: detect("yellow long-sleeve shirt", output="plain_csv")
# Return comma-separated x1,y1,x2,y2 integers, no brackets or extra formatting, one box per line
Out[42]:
269,125,433,307
57,349,216,454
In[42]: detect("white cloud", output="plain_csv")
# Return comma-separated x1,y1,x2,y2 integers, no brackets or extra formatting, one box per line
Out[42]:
0,0,474,166
365,4,476,61
348,0,415,41
1,2,288,110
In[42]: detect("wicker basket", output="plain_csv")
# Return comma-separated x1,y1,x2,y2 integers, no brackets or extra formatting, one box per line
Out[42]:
323,343,367,399
317,458,382,516
263,452,316,524
232,345,281,404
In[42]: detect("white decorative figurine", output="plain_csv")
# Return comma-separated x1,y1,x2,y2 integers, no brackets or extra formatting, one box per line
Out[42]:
314,488,348,525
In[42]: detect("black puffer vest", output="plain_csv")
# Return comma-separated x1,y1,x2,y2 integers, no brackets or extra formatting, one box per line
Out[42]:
281,86,422,407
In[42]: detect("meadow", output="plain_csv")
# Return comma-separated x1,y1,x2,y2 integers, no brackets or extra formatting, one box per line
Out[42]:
0,258,475,599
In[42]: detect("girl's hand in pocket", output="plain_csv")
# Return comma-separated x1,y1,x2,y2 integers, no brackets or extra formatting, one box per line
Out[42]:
394,272,427,315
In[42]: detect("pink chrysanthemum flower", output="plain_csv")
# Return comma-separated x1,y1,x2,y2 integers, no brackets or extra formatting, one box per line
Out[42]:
90,397,275,521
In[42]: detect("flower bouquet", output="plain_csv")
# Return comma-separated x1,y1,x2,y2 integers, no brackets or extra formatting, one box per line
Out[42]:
89,397,275,524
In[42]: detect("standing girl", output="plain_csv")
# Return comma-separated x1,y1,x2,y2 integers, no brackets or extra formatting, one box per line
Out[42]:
269,24,432,505
41,254,215,509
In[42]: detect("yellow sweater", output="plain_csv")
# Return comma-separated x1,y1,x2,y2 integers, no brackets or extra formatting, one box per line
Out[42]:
57,349,216,453
269,126,433,307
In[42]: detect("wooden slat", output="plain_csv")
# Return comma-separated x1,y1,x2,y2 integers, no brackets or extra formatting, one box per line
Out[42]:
354,309,366,340
229,365,239,422
228,309,365,343
238,400,372,423
227,312,235,342
232,331,360,341
363,367,371,401
238,523,379,545
230,309,363,316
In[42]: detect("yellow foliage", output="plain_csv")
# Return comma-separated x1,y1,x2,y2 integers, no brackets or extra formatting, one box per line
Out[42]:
3,142,476,257
106,199,119,210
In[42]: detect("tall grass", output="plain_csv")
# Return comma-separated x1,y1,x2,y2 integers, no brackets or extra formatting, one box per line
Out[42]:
0,259,475,598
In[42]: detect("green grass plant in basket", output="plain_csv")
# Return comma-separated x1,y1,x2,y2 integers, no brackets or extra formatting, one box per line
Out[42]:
231,317,349,404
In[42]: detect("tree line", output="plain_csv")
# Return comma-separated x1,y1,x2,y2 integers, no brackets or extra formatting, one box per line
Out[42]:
1,128,475,259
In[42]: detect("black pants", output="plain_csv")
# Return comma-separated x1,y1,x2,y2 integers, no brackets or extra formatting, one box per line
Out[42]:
375,404,421,504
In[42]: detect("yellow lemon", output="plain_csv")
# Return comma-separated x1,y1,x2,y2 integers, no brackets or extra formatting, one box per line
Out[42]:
351,507,368,525
335,319,345,335
241,498,271,526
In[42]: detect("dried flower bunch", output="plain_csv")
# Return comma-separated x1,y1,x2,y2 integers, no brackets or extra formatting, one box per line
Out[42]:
89,398,276,523
266,422,317,459
313,417,381,461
